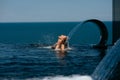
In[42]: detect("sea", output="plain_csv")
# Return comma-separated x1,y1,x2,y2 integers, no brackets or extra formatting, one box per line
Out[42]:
0,21,118,80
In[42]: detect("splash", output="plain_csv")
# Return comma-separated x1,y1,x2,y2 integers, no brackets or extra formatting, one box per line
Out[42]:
26,75,92,80
0,75,92,80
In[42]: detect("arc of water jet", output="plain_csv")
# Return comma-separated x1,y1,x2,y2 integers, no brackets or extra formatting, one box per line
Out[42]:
67,19,108,48
67,22,83,41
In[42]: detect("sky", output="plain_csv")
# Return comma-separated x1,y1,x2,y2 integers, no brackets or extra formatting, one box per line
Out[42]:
0,0,112,22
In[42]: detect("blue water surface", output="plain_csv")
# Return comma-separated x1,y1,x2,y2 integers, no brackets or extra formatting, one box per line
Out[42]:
0,21,112,79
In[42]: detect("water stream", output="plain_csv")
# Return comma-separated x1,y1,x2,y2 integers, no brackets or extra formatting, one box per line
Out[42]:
92,38,120,80
67,22,83,40
67,22,83,48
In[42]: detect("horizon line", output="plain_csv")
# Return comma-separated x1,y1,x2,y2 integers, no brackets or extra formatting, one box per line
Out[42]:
0,20,112,23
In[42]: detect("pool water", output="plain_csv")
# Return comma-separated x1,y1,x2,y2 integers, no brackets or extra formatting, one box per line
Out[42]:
0,43,107,80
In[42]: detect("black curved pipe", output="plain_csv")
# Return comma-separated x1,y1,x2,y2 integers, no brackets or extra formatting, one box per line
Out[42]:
82,19,108,48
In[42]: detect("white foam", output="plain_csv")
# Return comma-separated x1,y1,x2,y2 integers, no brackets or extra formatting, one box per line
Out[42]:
26,75,92,80
40,46,72,51
54,47,72,51
42,46,52,49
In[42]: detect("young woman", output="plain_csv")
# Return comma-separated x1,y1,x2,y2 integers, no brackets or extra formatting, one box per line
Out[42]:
51,35,68,51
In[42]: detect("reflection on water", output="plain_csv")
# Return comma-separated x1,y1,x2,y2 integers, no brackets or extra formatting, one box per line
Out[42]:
55,50,67,59
55,50,67,65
